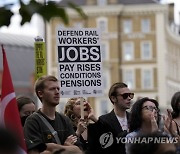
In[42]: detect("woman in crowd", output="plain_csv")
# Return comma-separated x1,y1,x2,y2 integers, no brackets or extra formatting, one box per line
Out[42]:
171,91,180,135
64,97,97,152
129,131,176,154
126,97,161,154
17,96,36,126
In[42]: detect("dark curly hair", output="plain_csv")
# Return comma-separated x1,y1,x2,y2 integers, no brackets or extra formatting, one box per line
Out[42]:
171,91,180,119
129,97,160,132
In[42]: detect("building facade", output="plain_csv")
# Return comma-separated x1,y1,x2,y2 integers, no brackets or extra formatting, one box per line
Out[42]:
46,0,180,115
0,33,35,100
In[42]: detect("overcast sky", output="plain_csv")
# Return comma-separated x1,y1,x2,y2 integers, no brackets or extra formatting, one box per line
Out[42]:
0,0,43,37
0,0,179,36
163,0,180,24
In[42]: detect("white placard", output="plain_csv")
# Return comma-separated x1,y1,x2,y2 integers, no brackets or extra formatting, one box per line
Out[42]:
56,27,103,98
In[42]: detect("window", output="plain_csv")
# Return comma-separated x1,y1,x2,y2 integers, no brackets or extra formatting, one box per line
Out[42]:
100,100,108,115
123,20,132,34
97,17,108,33
73,22,84,28
101,42,109,61
122,42,134,61
97,0,107,6
141,19,150,33
123,69,135,89
142,69,153,89
101,69,110,93
141,41,152,60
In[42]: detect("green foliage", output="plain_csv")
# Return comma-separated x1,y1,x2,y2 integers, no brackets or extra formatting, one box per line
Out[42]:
0,7,13,27
0,0,86,27
67,2,86,19
38,1,68,24
19,0,41,25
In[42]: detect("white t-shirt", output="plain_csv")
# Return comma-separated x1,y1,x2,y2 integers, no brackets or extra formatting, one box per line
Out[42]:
116,114,128,131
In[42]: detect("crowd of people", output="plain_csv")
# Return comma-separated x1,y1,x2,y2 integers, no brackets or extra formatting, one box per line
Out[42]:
1,74,180,154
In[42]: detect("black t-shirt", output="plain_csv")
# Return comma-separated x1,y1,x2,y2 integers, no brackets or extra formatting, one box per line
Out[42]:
24,110,78,152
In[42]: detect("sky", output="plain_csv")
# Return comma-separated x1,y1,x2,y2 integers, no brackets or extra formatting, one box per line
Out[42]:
0,0,179,36
0,0,40,36
162,0,180,24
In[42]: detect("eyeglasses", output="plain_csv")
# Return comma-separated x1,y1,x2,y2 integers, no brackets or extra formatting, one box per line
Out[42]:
142,106,159,112
117,93,134,99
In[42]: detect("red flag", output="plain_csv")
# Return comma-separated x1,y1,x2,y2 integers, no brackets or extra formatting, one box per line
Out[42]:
0,45,27,154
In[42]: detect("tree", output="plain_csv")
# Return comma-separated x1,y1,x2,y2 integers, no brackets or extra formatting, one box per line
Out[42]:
0,0,86,27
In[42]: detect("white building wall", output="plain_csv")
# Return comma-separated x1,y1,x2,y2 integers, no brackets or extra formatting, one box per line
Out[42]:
155,13,167,109
165,25,180,109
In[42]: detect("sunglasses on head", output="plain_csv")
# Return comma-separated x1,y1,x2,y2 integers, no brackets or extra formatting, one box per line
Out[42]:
117,93,134,99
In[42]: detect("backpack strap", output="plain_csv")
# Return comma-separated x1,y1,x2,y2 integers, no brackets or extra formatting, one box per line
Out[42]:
35,112,61,144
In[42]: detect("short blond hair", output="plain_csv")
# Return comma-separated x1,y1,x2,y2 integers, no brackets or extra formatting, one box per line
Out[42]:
34,75,58,100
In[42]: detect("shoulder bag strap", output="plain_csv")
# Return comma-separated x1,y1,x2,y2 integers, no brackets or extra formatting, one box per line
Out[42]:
35,112,61,144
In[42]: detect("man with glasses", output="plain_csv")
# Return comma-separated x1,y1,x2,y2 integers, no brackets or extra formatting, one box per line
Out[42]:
87,82,134,154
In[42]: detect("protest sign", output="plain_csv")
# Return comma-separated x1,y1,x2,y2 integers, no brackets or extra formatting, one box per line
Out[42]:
34,37,47,80
57,28,103,97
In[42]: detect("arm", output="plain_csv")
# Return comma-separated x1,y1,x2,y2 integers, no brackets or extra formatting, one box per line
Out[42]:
46,143,64,152
86,103,97,122
76,119,87,137
24,114,46,152
59,114,83,149
151,113,158,132
46,143,83,153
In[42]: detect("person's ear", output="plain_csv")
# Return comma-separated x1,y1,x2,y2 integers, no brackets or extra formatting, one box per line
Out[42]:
111,96,117,104
37,91,43,99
